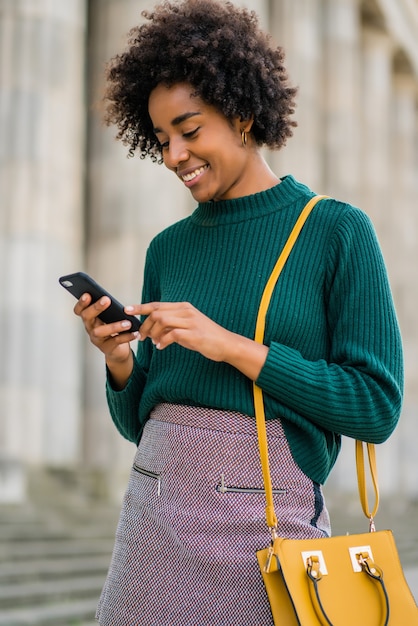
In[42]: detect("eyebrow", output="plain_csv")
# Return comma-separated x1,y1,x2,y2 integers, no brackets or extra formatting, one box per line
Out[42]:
153,111,202,134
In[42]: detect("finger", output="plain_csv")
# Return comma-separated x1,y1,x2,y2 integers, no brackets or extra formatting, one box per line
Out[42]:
139,312,179,342
92,319,137,339
133,301,181,317
101,329,139,346
151,328,181,350
142,315,197,350
124,304,143,316
78,296,112,326
132,302,161,315
73,292,92,316
141,302,195,327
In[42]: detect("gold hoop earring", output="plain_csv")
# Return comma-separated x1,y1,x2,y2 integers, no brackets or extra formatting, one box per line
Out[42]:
241,129,248,147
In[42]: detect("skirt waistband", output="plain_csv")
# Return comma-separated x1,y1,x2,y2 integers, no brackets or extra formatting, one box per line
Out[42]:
149,403,286,438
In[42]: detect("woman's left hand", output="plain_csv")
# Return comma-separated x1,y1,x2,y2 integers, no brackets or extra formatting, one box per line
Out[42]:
126,301,269,381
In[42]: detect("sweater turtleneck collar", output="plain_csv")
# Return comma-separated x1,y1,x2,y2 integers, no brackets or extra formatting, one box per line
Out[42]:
190,175,313,227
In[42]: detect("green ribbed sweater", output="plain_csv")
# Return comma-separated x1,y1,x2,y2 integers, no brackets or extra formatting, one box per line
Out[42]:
106,175,403,484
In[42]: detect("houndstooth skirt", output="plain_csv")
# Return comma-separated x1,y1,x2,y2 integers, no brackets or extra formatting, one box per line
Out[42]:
96,403,330,625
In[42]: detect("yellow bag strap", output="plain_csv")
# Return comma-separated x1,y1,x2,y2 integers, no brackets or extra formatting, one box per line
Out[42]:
356,440,380,529
253,193,380,532
253,195,327,531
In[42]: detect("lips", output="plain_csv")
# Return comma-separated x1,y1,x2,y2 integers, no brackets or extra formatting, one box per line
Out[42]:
179,164,209,183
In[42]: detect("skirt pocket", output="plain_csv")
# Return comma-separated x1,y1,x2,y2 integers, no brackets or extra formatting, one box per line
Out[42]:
215,473,287,496
132,462,161,496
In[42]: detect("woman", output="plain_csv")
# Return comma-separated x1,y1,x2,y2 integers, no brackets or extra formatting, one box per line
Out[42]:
75,1,403,624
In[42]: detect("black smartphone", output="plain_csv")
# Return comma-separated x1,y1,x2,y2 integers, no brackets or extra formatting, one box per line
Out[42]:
59,271,141,332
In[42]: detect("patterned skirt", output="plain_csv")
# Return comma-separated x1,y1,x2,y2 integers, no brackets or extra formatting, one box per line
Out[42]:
96,403,330,625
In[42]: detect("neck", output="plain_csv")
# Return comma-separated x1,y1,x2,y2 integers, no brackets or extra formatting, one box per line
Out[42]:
241,151,280,195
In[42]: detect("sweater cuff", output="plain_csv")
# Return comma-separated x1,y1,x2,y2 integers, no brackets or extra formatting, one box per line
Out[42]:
256,342,302,398
105,353,146,439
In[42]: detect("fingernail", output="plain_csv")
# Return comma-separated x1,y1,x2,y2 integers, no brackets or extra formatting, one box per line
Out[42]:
100,297,107,305
121,321,131,328
125,305,134,312
81,294,88,302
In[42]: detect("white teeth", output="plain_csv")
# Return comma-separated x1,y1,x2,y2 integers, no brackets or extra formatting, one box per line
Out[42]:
181,165,207,182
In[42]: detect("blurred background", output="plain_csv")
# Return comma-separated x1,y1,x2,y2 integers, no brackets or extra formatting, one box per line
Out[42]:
1,0,417,623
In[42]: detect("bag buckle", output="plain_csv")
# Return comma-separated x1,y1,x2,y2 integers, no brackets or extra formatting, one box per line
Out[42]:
264,527,279,573
357,551,384,580
306,555,323,582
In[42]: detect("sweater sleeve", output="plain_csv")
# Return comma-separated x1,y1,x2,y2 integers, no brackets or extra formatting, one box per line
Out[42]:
105,250,159,443
256,209,403,443
105,353,147,442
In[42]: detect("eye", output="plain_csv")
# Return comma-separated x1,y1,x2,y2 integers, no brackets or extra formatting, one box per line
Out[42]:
183,127,200,139
160,140,169,149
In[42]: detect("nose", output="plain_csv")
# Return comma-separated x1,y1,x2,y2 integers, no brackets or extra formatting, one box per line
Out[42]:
163,137,189,170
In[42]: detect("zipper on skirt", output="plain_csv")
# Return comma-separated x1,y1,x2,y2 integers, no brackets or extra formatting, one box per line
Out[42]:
215,473,286,495
133,463,161,496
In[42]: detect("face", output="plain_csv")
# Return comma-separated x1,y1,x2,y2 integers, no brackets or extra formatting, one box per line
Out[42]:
148,82,254,202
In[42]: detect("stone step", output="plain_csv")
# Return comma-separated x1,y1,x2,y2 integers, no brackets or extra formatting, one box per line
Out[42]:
0,538,114,560
0,555,111,582
0,575,105,609
0,514,118,542
0,504,117,624
0,523,116,541
0,598,99,625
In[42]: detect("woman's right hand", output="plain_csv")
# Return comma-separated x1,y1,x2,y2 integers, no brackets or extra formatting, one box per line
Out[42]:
74,293,138,388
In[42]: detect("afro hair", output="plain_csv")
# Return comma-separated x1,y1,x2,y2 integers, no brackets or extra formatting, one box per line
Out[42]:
103,0,297,160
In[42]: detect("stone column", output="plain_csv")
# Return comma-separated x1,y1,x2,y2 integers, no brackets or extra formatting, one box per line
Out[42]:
84,0,193,500
390,72,418,497
330,26,398,495
0,1,87,501
269,0,324,189
359,28,393,252
237,0,269,27
322,0,362,205
359,28,401,495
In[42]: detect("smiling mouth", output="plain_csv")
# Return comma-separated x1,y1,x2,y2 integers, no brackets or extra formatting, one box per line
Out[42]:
180,164,209,183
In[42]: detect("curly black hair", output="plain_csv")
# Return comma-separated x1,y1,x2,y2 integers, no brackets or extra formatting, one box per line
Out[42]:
103,0,297,161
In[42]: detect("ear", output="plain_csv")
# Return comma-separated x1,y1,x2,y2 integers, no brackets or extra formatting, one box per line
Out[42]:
231,115,254,134
240,115,254,134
